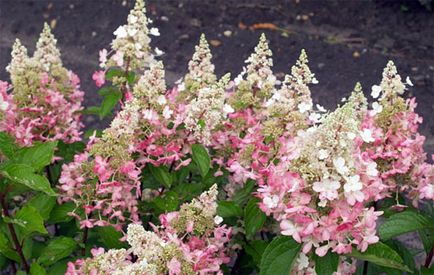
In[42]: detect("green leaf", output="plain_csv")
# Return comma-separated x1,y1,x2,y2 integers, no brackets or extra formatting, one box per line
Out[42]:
30,262,46,275
105,69,124,80
244,198,266,239
421,265,434,275
99,90,122,119
379,210,433,241
38,237,77,266
347,242,411,272
0,231,20,262
48,202,76,224
386,240,416,273
0,163,56,196
83,106,101,115
232,179,255,206
419,228,434,253
191,144,211,177
126,71,136,85
15,205,47,239
98,87,117,97
313,251,339,275
0,132,18,159
14,141,57,171
56,141,85,163
244,240,268,267
153,191,179,212
96,226,125,249
217,201,243,218
148,165,173,188
259,236,301,275
47,259,69,275
27,194,56,220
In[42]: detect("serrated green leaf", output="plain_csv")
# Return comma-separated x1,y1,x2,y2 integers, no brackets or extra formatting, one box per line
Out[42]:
0,163,56,196
347,242,411,272
14,141,57,171
244,198,266,239
0,231,20,262
97,87,117,97
27,194,56,221
313,251,339,275
244,240,268,267
379,211,433,241
232,179,255,206
83,106,101,115
217,201,242,218
421,265,434,275
38,237,77,266
96,226,125,249
15,205,47,240
105,69,123,80
99,90,122,119
386,239,416,273
0,131,18,159
191,144,211,177
148,165,173,188
46,258,69,275
259,236,301,275
47,202,76,224
153,191,179,212
30,262,46,275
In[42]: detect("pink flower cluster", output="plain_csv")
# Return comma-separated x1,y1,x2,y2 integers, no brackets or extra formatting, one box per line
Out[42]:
59,151,141,230
66,186,232,274
0,73,84,146
0,26,84,146
358,97,434,205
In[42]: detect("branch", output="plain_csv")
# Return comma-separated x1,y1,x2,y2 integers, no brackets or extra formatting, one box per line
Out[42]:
0,191,29,273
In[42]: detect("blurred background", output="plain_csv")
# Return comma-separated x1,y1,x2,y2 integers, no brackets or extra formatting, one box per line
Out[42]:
0,0,433,153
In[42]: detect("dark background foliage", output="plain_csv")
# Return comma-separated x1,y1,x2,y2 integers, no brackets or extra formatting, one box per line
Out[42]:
0,0,433,153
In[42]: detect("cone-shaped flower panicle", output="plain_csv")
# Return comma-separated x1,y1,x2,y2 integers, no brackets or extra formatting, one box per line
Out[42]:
110,0,154,70
184,34,217,89
6,39,30,84
33,22,62,72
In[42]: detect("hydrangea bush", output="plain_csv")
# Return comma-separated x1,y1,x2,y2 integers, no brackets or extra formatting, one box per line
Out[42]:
0,0,433,274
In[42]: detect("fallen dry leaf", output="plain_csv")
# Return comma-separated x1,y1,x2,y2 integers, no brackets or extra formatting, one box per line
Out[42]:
210,39,222,47
249,23,279,31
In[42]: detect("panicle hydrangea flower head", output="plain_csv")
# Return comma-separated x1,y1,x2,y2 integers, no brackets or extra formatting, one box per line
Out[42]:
184,74,230,145
0,25,84,146
264,49,319,138
182,34,217,94
257,84,383,257
359,61,434,205
228,33,276,111
110,0,154,71
33,22,63,72
67,186,231,274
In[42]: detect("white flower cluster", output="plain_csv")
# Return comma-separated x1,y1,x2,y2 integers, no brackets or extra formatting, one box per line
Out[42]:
127,224,165,263
133,61,167,108
189,183,219,217
245,33,276,90
6,39,29,83
266,49,318,120
33,22,62,71
184,75,230,145
111,0,155,70
293,85,369,206
184,34,217,87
